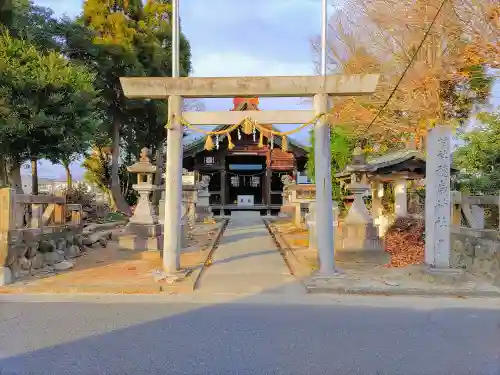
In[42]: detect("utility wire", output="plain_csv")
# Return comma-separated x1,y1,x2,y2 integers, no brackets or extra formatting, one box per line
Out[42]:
363,0,449,134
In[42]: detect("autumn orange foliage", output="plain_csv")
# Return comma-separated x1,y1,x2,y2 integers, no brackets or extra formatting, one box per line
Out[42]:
384,217,425,267
315,0,499,146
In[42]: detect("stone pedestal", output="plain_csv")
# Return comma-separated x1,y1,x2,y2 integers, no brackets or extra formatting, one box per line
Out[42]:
196,190,212,222
119,148,163,252
195,175,213,221
120,232,163,252
339,182,382,252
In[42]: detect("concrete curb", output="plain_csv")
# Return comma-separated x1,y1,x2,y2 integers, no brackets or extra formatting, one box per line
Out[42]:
264,219,312,279
304,284,500,298
191,219,229,291
266,221,500,299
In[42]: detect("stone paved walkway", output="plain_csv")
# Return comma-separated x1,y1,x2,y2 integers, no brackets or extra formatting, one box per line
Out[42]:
197,212,304,294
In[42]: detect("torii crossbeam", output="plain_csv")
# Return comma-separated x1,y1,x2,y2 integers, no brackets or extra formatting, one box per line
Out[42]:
119,74,380,274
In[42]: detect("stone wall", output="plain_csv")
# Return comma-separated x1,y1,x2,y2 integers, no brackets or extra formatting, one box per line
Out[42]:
451,227,500,286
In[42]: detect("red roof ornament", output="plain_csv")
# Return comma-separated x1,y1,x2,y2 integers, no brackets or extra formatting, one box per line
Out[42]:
232,97,259,110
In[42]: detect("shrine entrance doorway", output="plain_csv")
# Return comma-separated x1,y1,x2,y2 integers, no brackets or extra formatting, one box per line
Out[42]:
226,155,266,207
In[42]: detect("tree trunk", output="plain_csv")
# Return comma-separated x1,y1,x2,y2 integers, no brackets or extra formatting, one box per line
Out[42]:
9,160,25,228
152,143,164,206
110,117,132,215
9,160,24,194
31,157,38,195
0,154,7,186
62,160,73,190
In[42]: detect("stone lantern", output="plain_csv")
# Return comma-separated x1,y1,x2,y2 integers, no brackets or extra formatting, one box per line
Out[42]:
119,148,163,252
196,175,213,222
338,147,382,252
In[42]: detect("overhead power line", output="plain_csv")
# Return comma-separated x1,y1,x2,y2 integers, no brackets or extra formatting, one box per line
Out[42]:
364,0,449,134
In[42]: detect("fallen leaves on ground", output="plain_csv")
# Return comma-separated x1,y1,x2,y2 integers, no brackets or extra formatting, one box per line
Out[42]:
384,217,425,267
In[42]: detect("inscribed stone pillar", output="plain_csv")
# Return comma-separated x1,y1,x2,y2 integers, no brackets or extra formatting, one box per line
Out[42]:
424,126,452,268
394,178,408,217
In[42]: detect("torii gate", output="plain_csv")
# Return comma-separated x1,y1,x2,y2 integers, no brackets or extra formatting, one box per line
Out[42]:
120,74,380,275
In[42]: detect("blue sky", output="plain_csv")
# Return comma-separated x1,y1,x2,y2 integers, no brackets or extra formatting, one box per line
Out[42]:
29,0,499,180
32,0,323,179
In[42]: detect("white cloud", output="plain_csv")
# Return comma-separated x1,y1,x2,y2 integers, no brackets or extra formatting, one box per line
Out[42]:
192,52,313,77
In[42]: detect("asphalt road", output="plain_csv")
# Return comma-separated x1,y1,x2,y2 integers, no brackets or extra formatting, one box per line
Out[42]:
0,294,499,375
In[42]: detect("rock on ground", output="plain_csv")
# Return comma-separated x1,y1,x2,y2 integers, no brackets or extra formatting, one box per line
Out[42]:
54,261,75,271
0,266,12,286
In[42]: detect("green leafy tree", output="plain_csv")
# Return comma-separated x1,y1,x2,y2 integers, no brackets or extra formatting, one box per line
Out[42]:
82,145,137,209
0,31,99,193
306,127,355,202
0,0,14,29
2,0,61,51
62,0,192,214
454,110,500,194
0,0,67,188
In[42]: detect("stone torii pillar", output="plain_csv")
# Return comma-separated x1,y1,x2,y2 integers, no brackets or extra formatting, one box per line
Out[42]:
120,74,379,274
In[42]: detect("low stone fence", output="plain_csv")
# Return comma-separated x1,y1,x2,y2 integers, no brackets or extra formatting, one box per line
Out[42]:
450,192,500,286
451,192,499,230
280,184,316,227
1,188,84,285
451,227,500,286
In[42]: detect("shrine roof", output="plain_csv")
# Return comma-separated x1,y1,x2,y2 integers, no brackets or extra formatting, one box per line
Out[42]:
335,149,458,179
367,149,426,170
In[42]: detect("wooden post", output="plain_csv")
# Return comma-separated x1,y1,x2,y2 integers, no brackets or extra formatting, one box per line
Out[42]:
163,95,183,273
314,93,336,274
0,188,14,283
73,211,82,227
53,191,66,226
30,203,43,229
221,169,227,212
54,204,66,225
266,168,271,207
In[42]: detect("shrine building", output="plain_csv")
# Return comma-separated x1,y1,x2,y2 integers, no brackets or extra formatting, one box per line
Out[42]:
182,98,309,216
